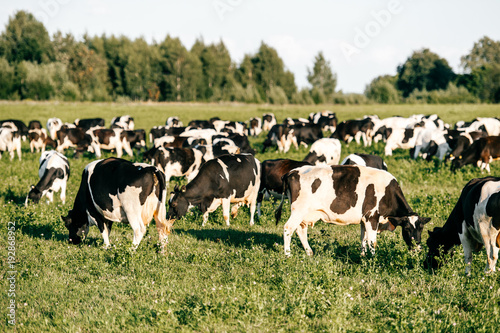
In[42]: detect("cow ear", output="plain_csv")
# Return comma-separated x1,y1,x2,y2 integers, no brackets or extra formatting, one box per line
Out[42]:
387,216,404,226
421,217,431,224
30,185,35,189
181,185,186,192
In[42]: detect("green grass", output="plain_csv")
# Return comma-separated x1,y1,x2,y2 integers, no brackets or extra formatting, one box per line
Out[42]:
1,102,500,332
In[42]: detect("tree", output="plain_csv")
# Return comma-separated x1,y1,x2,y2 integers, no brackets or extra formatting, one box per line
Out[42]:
0,11,53,64
307,52,337,101
461,36,500,72
396,49,455,97
365,75,400,103
0,57,15,99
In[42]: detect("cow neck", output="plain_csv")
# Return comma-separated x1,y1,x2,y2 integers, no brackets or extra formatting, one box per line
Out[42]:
35,168,59,193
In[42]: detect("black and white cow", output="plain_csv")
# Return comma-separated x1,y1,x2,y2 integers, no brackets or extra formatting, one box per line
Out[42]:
28,120,42,130
166,116,183,128
341,153,388,171
121,129,147,151
384,127,424,156
62,158,171,253
213,120,246,135
213,133,255,155
309,111,337,133
303,138,341,165
257,159,312,217
28,128,57,153
0,119,29,141
261,124,294,153
248,117,262,137
74,118,105,131
288,124,323,150
451,136,500,173
111,115,135,130
151,146,204,182
167,154,261,226
425,177,500,274
25,151,69,205
275,165,430,256
56,126,94,156
447,131,487,162
88,128,133,158
331,118,374,146
0,127,22,160
262,113,277,132
47,117,63,140
187,119,214,129
412,129,450,161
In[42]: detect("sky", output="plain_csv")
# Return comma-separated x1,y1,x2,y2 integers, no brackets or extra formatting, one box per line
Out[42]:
1,0,499,93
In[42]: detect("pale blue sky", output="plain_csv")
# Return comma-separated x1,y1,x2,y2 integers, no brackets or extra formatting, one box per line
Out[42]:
2,0,499,93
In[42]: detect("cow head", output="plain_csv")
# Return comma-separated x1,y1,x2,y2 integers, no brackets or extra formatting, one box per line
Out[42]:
424,227,457,270
62,210,89,245
167,185,189,220
388,214,430,249
26,185,42,205
450,156,466,172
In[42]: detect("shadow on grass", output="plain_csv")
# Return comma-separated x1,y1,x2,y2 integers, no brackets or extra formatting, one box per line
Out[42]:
18,221,69,242
176,228,282,250
0,187,26,205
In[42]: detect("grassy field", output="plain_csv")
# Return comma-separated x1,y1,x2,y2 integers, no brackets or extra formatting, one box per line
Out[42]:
1,102,500,332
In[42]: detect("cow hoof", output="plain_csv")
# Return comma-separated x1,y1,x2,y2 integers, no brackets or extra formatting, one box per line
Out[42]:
305,249,313,256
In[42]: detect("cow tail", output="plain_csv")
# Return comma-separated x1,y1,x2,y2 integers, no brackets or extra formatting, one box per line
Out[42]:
275,174,289,225
153,169,172,236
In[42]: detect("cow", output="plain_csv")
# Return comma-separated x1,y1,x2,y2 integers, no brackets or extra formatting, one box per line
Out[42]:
166,116,183,128
384,127,424,156
25,151,69,205
303,138,341,165
47,117,63,140
425,177,500,274
341,154,388,171
61,158,171,253
212,138,241,157
412,129,450,161
213,133,254,155
248,117,262,137
0,127,22,160
213,120,246,135
74,118,105,131
262,113,277,132
288,124,323,150
457,117,500,136
111,115,135,130
187,120,214,129
88,128,133,158
451,136,500,173
121,129,147,152
275,165,430,256
151,146,204,182
0,119,29,141
447,131,487,161
331,119,374,146
28,128,57,153
167,153,261,226
261,124,294,153
150,126,168,143
257,159,312,217
56,126,94,157
28,120,42,130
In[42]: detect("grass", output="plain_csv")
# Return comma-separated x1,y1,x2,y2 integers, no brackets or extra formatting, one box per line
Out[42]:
1,101,500,332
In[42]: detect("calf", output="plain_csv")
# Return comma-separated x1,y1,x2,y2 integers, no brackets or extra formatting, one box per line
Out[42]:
303,138,341,165
25,151,69,205
111,115,135,130
28,128,57,153
425,177,500,274
47,117,63,140
151,146,204,182
248,117,262,137
262,113,277,132
74,118,105,131
341,153,388,171
88,128,133,158
167,154,261,226
62,158,171,253
0,127,22,160
275,165,430,256
451,136,500,173
257,159,312,217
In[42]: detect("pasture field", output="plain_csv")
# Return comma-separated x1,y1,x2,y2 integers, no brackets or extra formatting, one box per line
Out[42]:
1,102,500,332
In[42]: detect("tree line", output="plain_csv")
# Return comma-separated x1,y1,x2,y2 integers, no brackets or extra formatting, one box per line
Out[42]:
0,11,499,104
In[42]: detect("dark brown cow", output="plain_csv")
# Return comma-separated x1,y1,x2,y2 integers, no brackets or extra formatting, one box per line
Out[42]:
331,118,374,146
451,136,500,173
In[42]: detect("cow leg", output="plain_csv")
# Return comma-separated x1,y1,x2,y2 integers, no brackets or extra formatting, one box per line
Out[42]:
459,222,475,275
360,221,378,255
295,223,313,256
60,181,67,205
45,190,54,204
480,222,499,273
123,141,134,157
202,199,221,226
101,221,113,248
222,198,231,226
283,215,304,256
248,198,257,227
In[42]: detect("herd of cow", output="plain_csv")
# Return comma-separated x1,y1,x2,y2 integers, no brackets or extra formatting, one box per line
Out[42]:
1,110,499,274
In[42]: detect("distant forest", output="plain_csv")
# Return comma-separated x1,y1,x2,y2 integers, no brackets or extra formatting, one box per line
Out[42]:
1,11,499,104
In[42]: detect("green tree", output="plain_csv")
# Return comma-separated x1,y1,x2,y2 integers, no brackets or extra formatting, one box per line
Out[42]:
307,52,337,101
0,57,15,99
365,75,400,103
0,10,53,64
396,49,455,97
461,36,500,72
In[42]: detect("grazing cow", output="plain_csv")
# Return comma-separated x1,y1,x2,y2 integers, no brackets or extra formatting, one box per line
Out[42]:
74,118,105,131
180,128,218,145
262,113,277,132
451,136,500,173
316,115,338,133
0,119,29,141
309,110,336,124
448,131,487,161
257,159,312,217
331,119,374,146
341,154,388,171
47,118,63,140
28,128,57,153
303,138,341,165
121,129,147,151
151,146,204,182
165,116,181,128
275,165,430,256
167,154,261,226
262,124,294,153
457,117,500,136
384,127,424,156
288,124,323,150
213,133,254,155
248,117,262,137
88,128,133,158
187,120,214,129
150,126,168,143
56,126,94,156
28,120,42,130
212,138,241,157
0,127,22,160
213,120,246,135
111,115,135,130
412,129,450,161
62,158,171,253
425,177,500,274
25,151,69,205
